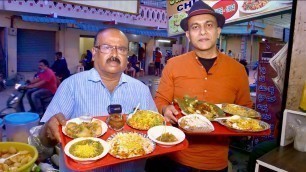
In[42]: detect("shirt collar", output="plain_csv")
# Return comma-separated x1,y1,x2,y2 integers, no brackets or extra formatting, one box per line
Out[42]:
87,68,128,85
191,51,225,74
192,51,224,64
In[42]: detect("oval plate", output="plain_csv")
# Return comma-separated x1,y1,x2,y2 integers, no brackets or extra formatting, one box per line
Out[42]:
177,98,225,121
62,117,108,138
216,116,270,132
106,132,155,159
239,1,272,14
221,103,261,119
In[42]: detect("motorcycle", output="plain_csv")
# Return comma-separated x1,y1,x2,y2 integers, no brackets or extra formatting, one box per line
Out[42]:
0,82,53,118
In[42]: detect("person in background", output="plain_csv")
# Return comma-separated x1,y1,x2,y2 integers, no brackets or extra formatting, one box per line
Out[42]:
154,47,162,76
25,59,57,115
146,1,252,172
228,50,233,57
82,50,94,70
239,59,249,76
165,50,173,64
138,44,146,71
220,48,225,54
36,28,156,171
125,62,136,78
51,52,70,82
128,54,140,75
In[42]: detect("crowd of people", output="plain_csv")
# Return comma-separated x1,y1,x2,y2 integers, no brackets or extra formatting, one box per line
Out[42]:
24,1,257,171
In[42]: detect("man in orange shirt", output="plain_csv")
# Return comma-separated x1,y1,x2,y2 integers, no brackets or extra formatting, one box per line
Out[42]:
146,1,252,172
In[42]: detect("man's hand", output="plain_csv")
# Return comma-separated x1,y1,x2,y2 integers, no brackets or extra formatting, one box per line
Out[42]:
162,105,179,124
39,113,66,147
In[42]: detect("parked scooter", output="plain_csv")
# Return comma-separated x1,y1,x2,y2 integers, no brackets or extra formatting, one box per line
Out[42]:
0,82,53,118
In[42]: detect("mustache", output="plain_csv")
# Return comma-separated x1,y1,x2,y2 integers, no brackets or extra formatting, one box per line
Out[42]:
106,56,121,64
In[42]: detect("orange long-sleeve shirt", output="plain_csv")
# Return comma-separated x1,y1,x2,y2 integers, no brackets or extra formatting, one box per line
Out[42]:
154,51,253,170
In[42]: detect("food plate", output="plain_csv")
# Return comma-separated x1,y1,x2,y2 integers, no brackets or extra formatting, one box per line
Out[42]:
168,12,188,34
127,110,165,130
239,0,271,14
176,96,225,120
147,126,185,147
107,132,156,159
64,137,110,164
178,114,214,133
62,117,108,138
221,103,261,119
216,115,270,132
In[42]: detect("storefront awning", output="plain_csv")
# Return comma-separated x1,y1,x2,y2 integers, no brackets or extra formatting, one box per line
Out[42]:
21,15,77,24
76,23,168,37
21,15,168,37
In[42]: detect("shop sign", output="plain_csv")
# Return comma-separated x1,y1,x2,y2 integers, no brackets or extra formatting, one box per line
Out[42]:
212,0,238,20
167,0,292,36
254,42,285,145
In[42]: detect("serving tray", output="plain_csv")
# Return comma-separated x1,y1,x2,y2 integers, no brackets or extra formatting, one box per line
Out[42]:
60,115,188,171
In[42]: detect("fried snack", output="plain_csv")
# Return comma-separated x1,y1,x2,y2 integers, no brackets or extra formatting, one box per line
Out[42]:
107,132,155,159
0,146,33,171
127,110,164,130
65,120,102,138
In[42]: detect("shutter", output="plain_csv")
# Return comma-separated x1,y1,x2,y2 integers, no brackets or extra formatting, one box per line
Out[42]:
17,29,55,72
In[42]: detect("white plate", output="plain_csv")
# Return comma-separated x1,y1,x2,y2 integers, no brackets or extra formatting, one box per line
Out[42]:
147,126,185,147
239,1,272,14
62,117,108,138
64,137,110,164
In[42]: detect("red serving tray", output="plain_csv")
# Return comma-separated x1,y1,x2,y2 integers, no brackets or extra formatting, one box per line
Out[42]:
60,116,189,171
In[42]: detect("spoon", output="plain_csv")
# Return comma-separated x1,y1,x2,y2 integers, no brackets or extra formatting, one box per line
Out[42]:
0,152,21,163
132,103,140,115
